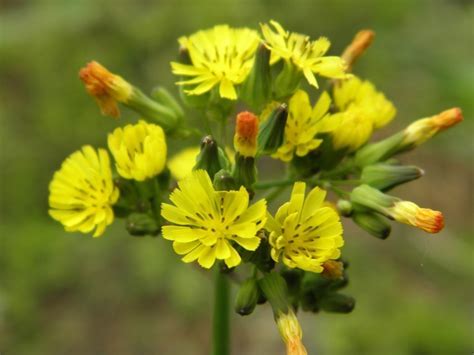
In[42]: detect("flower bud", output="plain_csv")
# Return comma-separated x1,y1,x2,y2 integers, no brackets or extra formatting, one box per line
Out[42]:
354,132,405,167
336,199,353,216
341,30,375,71
234,111,259,158
234,278,260,316
318,293,355,313
240,44,272,111
257,103,288,156
126,212,159,236
274,61,303,99
361,163,424,191
401,108,463,148
195,136,230,179
79,61,133,118
351,184,444,234
352,212,391,239
151,86,185,121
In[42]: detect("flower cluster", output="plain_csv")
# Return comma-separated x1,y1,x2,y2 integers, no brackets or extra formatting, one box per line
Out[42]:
48,20,462,355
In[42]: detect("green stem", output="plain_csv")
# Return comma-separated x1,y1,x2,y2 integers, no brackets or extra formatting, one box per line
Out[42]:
213,266,230,355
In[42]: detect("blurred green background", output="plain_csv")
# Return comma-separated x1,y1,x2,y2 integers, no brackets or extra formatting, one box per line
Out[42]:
1,0,473,354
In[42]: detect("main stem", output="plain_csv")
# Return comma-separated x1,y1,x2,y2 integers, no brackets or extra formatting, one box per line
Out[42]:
213,266,230,355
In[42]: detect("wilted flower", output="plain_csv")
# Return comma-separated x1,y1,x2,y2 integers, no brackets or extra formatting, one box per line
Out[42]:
234,111,259,158
49,146,119,237
108,121,167,181
171,25,260,100
161,170,267,268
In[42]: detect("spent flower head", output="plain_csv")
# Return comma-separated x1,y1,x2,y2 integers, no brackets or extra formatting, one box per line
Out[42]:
161,170,267,268
266,182,344,272
171,25,260,100
79,61,133,118
261,20,348,88
49,145,119,237
108,120,167,181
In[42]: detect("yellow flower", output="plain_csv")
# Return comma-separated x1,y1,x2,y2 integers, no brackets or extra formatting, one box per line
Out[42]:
108,120,167,181
329,76,396,151
168,147,200,181
171,25,260,100
402,107,463,147
276,309,308,355
273,90,332,162
161,170,267,268
266,182,344,273
48,145,119,237
234,111,259,157
79,61,133,118
260,20,347,88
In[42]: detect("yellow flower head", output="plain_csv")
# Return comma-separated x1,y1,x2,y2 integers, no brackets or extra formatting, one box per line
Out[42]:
276,309,308,355
79,61,133,118
273,90,332,162
161,170,267,269
48,145,119,237
168,147,200,181
402,107,463,147
266,182,344,273
234,111,259,157
330,76,396,151
260,20,347,88
171,25,260,100
108,120,167,181
390,201,444,233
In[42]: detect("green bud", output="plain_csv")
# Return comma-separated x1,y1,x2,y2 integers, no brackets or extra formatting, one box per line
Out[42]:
336,199,353,217
361,163,424,191
258,272,290,316
125,88,179,132
195,136,230,178
232,153,257,196
318,293,355,313
240,44,272,111
354,132,405,167
352,212,391,239
257,103,288,156
126,213,159,236
350,184,397,214
234,278,260,316
151,86,184,121
213,169,237,191
274,61,303,99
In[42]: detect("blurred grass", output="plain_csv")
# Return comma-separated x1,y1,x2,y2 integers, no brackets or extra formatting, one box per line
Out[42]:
1,0,473,354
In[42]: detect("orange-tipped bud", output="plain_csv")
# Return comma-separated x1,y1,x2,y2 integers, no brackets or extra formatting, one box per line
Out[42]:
390,201,444,234
276,310,308,355
79,61,133,118
341,30,375,71
234,111,259,157
403,107,463,147
322,260,344,279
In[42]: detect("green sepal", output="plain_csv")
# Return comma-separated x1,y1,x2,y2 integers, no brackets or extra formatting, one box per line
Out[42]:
257,103,288,156
352,212,391,239
360,163,424,191
126,212,160,237
234,278,260,316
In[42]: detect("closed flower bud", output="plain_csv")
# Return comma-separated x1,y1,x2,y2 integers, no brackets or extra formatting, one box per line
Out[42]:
361,163,424,191
401,108,463,148
195,136,230,179
352,212,391,239
319,293,355,313
257,103,288,156
126,213,159,236
79,61,133,118
234,278,260,316
234,111,259,157
351,184,444,234
240,44,272,111
336,199,353,216
341,30,375,71
213,169,236,191
354,131,405,167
